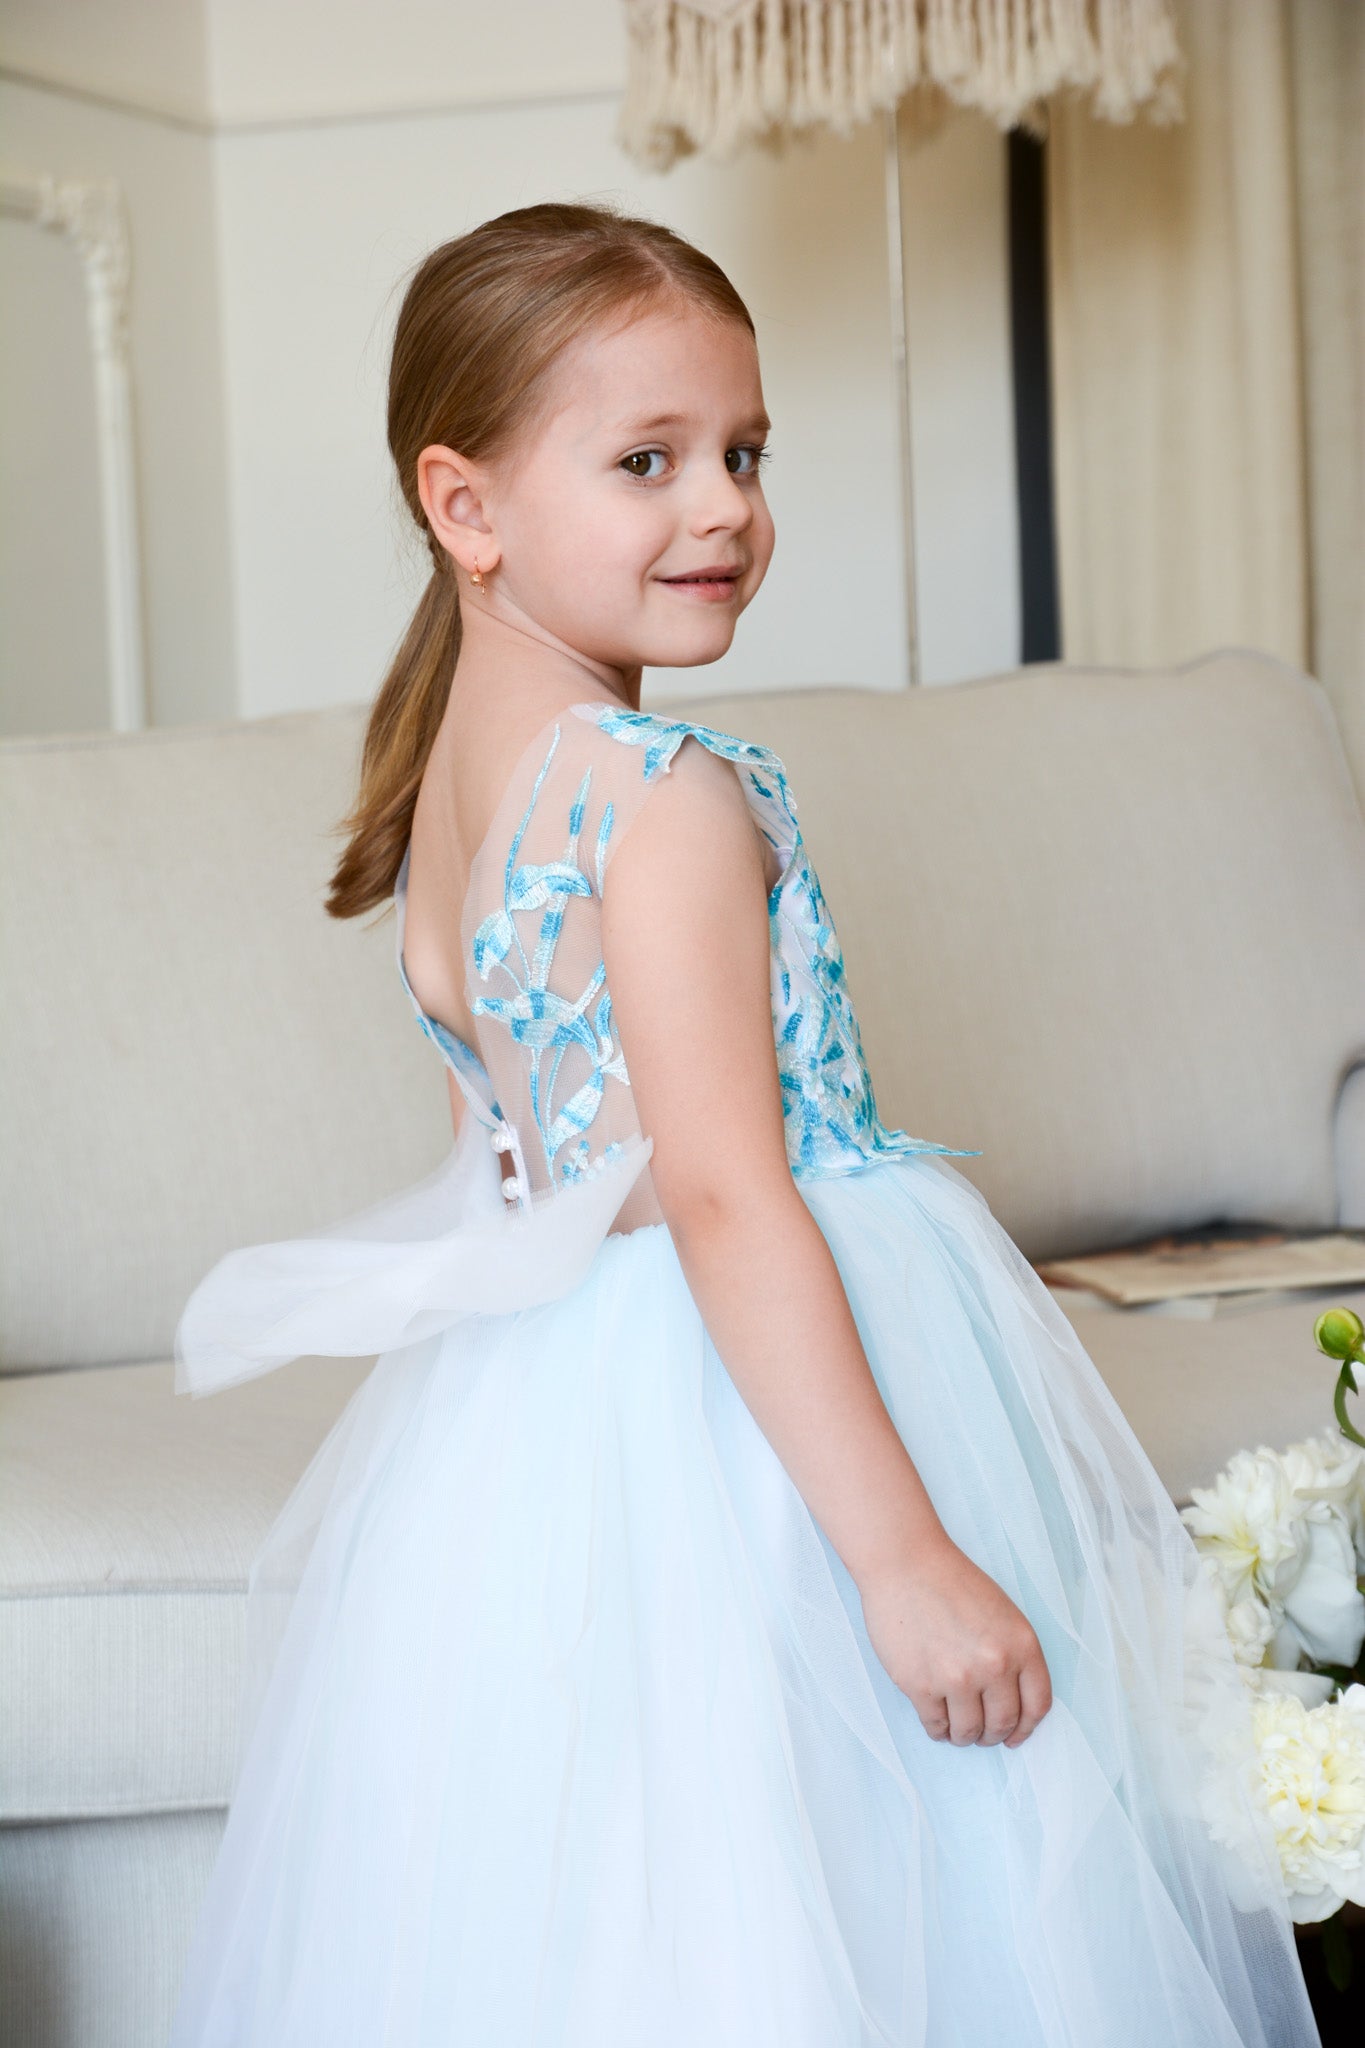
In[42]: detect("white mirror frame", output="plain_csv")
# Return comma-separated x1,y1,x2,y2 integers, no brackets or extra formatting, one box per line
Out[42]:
0,170,148,731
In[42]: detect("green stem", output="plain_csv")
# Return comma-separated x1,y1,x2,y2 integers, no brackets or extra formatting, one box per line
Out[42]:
1335,1357,1365,1449
1320,1907,1354,1993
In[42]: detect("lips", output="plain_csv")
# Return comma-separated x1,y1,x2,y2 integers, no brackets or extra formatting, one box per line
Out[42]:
662,565,744,582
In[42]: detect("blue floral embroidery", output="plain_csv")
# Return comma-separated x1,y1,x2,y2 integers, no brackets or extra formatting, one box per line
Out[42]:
589,705,981,1177
470,724,631,1185
401,705,979,1191
559,1133,627,1185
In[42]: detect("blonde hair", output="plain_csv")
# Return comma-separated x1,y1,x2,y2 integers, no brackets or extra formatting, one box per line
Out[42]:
326,198,756,920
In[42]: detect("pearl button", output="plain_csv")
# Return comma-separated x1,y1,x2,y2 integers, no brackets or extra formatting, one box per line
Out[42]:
490,1127,512,1153
501,1174,524,1200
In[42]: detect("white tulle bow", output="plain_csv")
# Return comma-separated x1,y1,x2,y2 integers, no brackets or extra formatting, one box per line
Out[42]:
174,1117,653,1398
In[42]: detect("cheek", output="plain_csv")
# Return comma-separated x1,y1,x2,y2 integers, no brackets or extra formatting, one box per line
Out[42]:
508,505,606,601
750,498,777,570
571,490,673,583
519,498,664,621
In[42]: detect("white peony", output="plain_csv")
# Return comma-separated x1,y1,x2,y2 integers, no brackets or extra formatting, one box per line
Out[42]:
1246,1665,1337,1709
1181,1446,1309,1608
1283,1426,1365,1570
1196,1564,1333,1701
1249,1682,1365,1921
1226,1592,1277,1671
1182,1440,1365,1673
1273,1434,1365,1669
1199,1556,1276,1673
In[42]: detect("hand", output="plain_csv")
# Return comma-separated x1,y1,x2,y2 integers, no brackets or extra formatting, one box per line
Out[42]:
858,1536,1053,1748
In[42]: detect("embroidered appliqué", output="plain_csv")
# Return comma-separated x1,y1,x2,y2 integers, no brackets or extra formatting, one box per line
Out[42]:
443,704,979,1191
469,724,632,1186
590,706,981,1176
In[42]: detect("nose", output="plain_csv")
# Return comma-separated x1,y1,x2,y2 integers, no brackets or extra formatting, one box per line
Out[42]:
687,455,756,537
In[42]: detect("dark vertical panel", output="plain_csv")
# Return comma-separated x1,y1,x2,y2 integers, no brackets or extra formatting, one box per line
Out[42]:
1008,128,1061,663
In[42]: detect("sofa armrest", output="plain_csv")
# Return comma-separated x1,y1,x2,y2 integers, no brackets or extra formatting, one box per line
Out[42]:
1335,1063,1365,1227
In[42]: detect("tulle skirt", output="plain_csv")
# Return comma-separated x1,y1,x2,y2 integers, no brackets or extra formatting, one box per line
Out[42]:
167,1151,1321,2047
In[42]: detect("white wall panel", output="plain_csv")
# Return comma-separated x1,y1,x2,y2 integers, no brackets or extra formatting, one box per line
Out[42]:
0,75,236,729
0,214,107,734
898,109,1020,687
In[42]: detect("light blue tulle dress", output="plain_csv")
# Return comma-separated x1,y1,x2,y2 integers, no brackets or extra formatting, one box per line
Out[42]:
169,700,1321,2046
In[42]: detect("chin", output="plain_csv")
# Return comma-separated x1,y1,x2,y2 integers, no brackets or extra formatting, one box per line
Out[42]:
644,637,737,671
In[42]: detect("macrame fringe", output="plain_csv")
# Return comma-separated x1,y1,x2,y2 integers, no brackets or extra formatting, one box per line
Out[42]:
616,0,1183,171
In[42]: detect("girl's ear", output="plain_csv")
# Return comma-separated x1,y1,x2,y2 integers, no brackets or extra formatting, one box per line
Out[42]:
417,443,500,576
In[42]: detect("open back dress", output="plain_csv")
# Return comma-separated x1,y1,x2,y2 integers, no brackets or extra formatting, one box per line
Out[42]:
169,698,1321,2047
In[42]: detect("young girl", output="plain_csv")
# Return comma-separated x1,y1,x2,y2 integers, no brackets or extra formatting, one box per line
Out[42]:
169,200,1321,2046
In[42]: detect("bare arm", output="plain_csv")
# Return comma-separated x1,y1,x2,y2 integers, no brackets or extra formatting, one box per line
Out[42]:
602,740,1051,1748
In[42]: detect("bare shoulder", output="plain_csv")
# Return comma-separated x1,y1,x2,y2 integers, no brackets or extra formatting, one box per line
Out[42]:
604,728,765,897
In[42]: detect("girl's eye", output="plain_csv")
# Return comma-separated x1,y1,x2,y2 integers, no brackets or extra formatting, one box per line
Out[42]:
622,444,773,483
620,449,668,480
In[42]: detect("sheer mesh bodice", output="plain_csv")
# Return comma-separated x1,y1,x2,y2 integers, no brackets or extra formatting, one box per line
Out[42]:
394,700,978,1229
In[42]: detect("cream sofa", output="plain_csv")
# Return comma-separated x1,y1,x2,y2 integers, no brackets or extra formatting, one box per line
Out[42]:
3,649,1364,2047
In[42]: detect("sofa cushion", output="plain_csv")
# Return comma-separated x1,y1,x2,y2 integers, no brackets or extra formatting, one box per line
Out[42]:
679,652,1365,1260
0,1355,368,1821
1051,1283,1365,1509
0,1809,224,2048
0,706,449,1372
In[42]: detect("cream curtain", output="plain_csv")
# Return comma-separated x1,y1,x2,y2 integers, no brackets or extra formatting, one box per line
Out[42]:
1287,0,1365,800
1048,0,1364,797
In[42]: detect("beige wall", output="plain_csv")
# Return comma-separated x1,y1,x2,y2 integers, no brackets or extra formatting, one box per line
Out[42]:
203,0,624,126
0,1,1021,731
1,0,210,120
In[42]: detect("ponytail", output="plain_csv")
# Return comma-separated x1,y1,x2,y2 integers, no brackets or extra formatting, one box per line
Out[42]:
325,556,462,920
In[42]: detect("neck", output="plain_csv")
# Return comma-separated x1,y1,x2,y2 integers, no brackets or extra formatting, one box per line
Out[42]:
449,591,643,718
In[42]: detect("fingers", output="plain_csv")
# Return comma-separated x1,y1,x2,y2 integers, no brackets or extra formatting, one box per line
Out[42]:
945,1683,986,1746
977,1672,1024,1746
900,1601,1054,1750
919,1694,951,1742
1009,1652,1053,1744
919,1664,1046,1748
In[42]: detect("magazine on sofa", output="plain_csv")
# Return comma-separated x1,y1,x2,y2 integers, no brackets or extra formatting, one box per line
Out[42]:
1035,1224,1365,1307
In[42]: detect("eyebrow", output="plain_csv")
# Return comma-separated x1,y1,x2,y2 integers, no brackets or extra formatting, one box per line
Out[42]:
614,409,772,437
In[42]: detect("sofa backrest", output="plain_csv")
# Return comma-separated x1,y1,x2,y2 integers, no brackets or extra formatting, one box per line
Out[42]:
3,649,1362,1372
670,649,1365,1261
0,706,448,1372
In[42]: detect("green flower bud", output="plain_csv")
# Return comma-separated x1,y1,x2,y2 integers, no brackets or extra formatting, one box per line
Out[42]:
1315,1307,1365,1360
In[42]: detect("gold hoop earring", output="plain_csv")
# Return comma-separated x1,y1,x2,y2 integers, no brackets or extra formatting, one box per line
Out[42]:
471,558,486,593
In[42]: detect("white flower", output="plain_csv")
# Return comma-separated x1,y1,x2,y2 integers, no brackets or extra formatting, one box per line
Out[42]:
1283,1426,1365,1570
1181,1447,1307,1608
1277,1518,1365,1670
1182,1442,1365,1673
1249,1682,1365,1921
1199,1554,1276,1673
1247,1666,1337,1708
1226,1593,1277,1671
1273,1434,1365,1669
